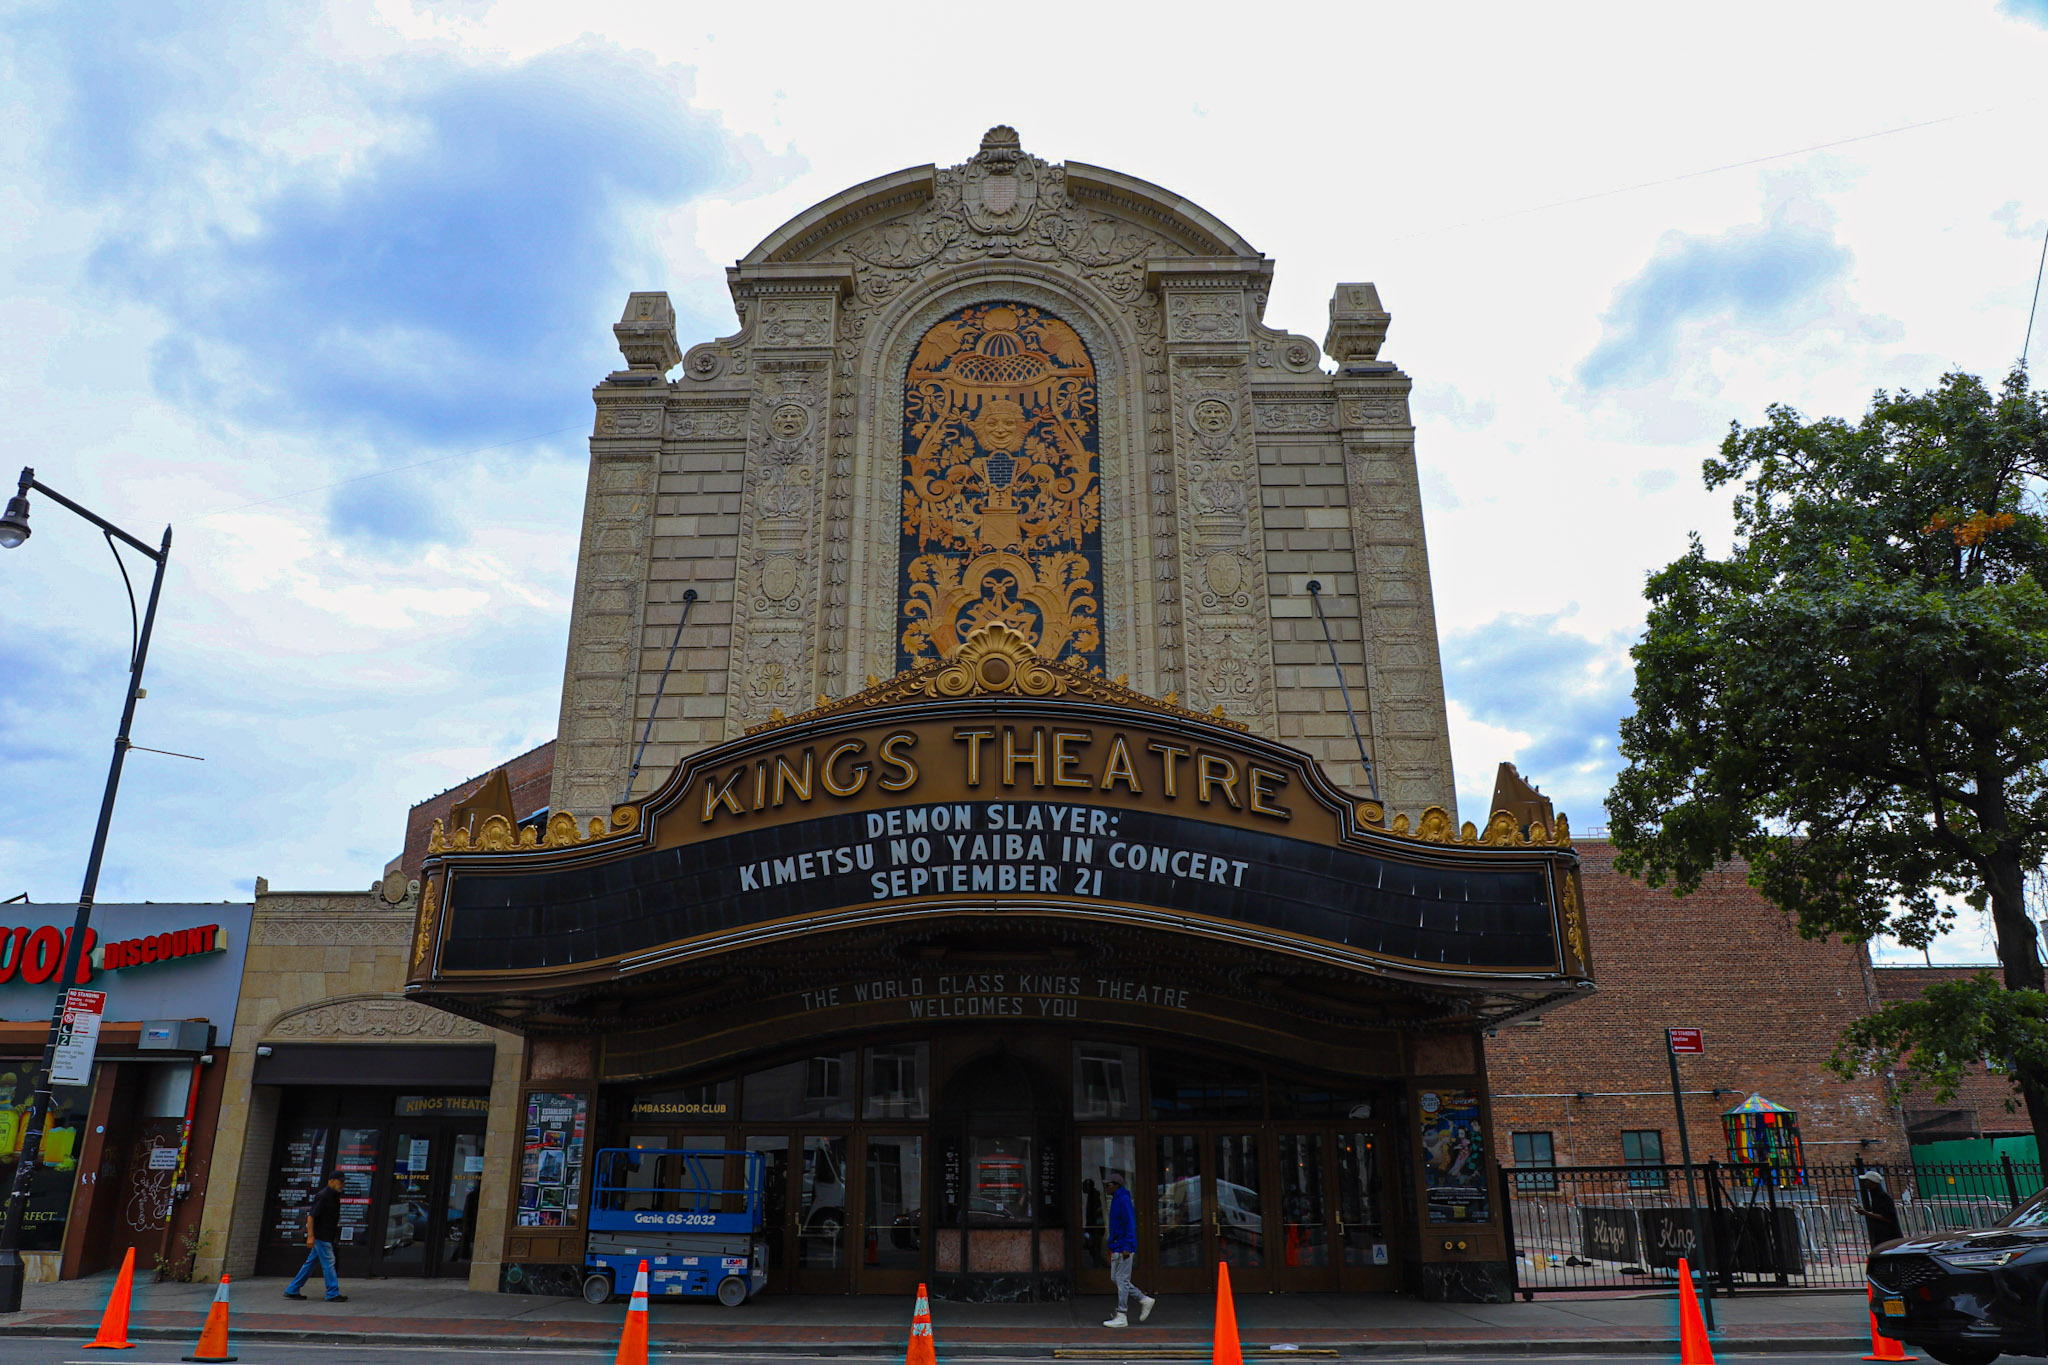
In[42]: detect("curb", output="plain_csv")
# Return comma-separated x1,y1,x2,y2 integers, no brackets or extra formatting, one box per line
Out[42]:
0,1322,1875,1356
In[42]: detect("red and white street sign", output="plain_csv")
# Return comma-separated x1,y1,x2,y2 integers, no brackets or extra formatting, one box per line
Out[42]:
51,988,107,1086
1667,1027,1704,1055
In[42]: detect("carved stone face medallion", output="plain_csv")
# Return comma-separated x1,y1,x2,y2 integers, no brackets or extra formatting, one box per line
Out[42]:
770,404,810,440
1193,398,1235,436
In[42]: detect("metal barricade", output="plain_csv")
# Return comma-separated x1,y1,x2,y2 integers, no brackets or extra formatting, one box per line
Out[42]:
1501,1159,2047,1295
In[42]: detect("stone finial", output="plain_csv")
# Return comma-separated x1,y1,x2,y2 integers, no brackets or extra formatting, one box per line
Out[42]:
976,125,1022,168
614,291,681,373
1324,281,1391,366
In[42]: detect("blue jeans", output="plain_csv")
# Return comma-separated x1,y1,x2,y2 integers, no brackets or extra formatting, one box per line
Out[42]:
286,1239,340,1299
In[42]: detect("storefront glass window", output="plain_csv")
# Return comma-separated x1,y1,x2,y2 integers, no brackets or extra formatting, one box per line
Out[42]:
744,1052,855,1121
335,1127,380,1249
863,1044,928,1120
5,1078,90,1253
384,1131,435,1267
1073,1043,1139,1119
1148,1048,1262,1120
269,1123,331,1249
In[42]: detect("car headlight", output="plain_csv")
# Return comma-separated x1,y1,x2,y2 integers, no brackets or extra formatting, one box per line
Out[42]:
1940,1249,2021,1268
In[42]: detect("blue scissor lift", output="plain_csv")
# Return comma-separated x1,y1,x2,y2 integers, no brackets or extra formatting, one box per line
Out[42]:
584,1148,767,1307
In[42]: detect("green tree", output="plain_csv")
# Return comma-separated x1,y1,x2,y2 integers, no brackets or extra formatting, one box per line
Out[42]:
1607,369,2048,1140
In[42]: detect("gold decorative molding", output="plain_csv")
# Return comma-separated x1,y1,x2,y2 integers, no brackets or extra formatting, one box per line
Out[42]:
744,621,1249,735
1561,869,1589,967
427,805,641,857
412,876,439,971
1354,802,1575,852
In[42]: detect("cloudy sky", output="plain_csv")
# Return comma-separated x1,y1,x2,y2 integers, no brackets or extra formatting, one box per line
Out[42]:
2,1,2045,962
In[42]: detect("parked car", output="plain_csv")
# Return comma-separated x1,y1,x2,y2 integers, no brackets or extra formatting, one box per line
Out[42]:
1867,1190,2048,1365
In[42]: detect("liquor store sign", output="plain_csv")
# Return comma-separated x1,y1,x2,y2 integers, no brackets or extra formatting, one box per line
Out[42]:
424,681,1576,987
0,902,254,1036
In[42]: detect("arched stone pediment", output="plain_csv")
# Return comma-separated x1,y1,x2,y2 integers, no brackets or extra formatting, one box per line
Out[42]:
263,992,491,1042
742,128,1259,268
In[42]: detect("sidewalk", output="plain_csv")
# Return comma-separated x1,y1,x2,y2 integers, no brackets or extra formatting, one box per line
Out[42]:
0,1274,1879,1355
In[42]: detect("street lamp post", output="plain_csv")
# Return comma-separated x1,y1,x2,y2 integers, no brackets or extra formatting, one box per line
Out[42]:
0,466,171,1313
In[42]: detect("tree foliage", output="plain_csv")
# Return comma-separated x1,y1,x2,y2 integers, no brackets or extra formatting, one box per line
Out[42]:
1608,369,2048,1137
1829,973,2048,1111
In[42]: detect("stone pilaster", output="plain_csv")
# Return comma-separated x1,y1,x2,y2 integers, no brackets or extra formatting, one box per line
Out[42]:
722,265,854,736
550,293,674,817
1330,283,1457,819
1152,259,1279,732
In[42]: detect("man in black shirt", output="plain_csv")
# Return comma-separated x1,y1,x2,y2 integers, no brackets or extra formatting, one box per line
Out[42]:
284,1170,349,1302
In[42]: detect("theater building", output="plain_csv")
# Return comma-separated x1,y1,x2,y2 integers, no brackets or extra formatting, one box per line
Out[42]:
405,128,1594,1302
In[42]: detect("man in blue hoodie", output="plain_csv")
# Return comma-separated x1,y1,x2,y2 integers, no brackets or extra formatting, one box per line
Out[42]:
1102,1173,1156,1328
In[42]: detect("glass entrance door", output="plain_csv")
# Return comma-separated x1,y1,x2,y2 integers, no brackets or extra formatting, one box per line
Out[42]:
1150,1131,1270,1293
441,1131,485,1276
858,1133,923,1293
381,1130,436,1275
1335,1127,1398,1290
1274,1132,1334,1290
793,1134,851,1292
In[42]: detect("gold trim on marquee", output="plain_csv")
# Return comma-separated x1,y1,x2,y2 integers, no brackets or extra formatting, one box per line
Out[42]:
417,622,1574,861
744,620,1248,735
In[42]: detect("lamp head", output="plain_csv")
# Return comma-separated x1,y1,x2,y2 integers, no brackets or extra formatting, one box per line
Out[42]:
0,493,27,550
0,468,28,549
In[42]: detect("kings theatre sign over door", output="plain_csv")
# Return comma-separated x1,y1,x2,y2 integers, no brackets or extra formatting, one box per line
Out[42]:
407,623,1589,1022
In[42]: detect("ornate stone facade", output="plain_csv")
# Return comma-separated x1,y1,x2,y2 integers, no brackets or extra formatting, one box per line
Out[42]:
553,128,1457,821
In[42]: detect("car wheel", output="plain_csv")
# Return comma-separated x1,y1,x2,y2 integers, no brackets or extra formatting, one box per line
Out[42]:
1925,1347,1998,1365
581,1272,614,1306
717,1275,748,1307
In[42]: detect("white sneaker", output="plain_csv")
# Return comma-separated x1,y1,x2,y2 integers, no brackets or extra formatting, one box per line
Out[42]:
1103,1313,1129,1328
1139,1295,1157,1322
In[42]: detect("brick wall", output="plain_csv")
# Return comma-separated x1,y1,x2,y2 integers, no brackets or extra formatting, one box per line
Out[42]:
1486,840,1911,1170
1872,964,2028,1138
398,739,556,882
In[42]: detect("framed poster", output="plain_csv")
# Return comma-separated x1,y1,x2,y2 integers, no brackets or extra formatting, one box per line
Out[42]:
516,1091,588,1229
1418,1088,1489,1224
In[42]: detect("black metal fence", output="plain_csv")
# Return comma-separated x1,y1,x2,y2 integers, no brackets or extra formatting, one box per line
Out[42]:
1501,1158,2047,1295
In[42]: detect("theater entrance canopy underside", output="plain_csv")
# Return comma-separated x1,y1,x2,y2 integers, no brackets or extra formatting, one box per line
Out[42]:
405,624,1592,1075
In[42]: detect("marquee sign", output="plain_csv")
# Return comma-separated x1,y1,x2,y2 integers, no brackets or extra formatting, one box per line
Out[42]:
410,625,1589,1001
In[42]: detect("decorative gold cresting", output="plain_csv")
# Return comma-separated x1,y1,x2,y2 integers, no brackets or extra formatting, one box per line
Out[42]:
427,805,640,856
746,621,1247,735
1353,801,1575,851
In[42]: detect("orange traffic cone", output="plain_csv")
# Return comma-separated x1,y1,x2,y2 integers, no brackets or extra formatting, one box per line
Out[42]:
1676,1256,1714,1365
1863,1310,1917,1361
180,1275,236,1363
1213,1261,1242,1365
83,1246,137,1350
906,1282,936,1365
613,1260,649,1365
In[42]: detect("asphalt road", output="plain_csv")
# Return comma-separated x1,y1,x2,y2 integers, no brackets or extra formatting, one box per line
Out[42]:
0,1347,1925,1365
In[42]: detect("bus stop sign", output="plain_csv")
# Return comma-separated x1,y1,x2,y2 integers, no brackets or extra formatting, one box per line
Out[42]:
1667,1027,1704,1054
